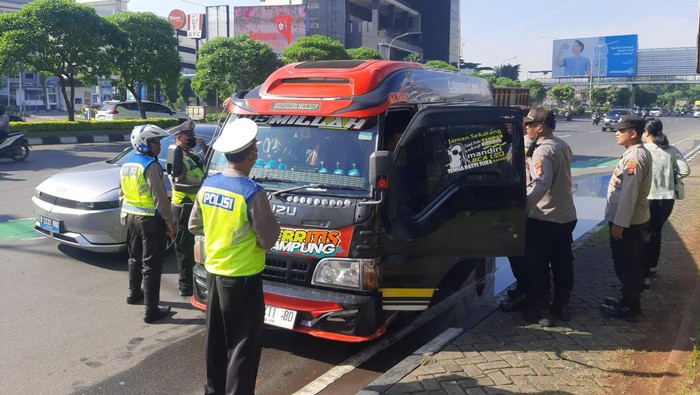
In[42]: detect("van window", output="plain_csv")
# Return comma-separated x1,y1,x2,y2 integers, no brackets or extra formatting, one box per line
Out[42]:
397,122,516,215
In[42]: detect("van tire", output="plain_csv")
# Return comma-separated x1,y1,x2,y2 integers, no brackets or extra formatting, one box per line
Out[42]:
429,258,486,307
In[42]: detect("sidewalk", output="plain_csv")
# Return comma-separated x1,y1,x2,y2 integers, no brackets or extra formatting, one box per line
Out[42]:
363,163,700,394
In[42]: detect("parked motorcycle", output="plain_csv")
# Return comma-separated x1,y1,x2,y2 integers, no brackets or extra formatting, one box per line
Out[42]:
592,113,601,125
0,132,31,161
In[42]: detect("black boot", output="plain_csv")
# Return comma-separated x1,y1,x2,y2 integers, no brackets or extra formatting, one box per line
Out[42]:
143,274,171,323
550,291,571,322
126,261,143,305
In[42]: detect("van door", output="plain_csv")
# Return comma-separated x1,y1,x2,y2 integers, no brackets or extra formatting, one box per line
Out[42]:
384,105,526,258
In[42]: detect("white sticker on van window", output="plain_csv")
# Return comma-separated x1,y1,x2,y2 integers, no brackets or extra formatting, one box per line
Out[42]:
358,131,373,141
446,128,508,174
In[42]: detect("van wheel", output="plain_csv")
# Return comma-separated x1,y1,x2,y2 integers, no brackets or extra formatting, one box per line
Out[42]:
429,258,483,307
601,127,606,132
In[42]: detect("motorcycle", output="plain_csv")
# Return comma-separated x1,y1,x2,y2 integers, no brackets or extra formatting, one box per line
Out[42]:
592,113,601,125
565,111,573,121
0,132,31,161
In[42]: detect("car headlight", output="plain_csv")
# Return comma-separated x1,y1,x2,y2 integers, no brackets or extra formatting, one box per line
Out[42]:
312,258,381,291
74,201,120,210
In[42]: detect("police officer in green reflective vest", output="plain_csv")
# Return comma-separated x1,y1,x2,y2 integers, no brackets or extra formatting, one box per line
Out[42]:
120,124,177,324
189,118,280,395
169,121,208,296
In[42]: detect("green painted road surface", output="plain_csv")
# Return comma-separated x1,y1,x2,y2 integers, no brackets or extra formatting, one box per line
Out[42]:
571,156,619,170
0,219,40,242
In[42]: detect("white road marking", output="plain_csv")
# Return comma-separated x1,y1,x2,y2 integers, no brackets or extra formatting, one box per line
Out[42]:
589,130,602,134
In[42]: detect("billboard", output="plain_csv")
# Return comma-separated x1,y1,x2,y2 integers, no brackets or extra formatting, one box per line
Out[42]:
187,14,204,39
551,34,638,78
234,5,306,52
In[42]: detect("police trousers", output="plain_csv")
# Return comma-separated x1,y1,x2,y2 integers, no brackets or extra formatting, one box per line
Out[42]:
644,199,674,275
126,214,167,284
171,203,195,292
609,221,648,312
524,218,577,302
205,272,264,395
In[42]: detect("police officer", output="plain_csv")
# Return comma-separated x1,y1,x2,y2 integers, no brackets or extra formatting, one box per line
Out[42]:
169,121,208,296
188,118,280,395
120,124,177,323
521,108,577,327
601,116,652,320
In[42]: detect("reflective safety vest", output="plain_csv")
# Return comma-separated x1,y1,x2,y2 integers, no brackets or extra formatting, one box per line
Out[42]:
197,174,265,277
120,153,159,216
171,150,205,205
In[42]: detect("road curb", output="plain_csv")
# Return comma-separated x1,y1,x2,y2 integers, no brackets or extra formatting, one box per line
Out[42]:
358,328,464,395
26,134,129,146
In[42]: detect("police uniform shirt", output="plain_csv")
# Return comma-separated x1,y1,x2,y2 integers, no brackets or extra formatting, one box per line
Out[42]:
120,156,174,224
526,135,577,223
605,143,652,227
188,168,280,251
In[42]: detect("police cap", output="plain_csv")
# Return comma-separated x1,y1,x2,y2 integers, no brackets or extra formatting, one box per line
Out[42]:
212,118,258,154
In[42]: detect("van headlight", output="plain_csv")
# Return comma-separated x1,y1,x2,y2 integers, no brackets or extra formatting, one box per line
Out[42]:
312,258,380,291
193,235,206,263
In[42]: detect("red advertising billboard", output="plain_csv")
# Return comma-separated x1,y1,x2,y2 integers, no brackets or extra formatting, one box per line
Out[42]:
234,5,306,51
168,9,186,30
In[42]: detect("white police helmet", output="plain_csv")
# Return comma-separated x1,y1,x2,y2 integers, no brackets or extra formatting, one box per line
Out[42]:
131,124,169,154
212,118,258,154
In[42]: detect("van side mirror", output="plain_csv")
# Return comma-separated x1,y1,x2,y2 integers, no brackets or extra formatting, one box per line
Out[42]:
369,151,390,190
166,144,183,176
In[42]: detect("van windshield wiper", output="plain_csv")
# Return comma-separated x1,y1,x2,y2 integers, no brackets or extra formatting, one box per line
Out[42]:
271,183,322,198
271,183,366,198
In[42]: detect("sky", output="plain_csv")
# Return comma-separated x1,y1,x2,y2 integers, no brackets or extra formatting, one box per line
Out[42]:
126,0,698,79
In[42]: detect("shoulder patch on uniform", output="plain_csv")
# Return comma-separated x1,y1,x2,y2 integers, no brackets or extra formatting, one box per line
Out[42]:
534,159,543,177
625,160,637,176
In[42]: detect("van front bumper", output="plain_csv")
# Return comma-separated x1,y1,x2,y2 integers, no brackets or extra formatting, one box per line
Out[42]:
192,263,394,342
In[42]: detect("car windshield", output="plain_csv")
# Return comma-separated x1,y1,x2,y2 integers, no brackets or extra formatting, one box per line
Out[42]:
208,121,378,196
607,110,628,117
108,135,175,168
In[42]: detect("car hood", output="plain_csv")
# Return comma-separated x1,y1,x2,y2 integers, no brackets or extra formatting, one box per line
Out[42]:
36,161,121,201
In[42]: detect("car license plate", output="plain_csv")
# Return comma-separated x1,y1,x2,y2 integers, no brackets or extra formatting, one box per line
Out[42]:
39,215,61,233
264,305,297,330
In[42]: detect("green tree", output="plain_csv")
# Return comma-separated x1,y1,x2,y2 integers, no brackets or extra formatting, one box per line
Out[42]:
494,64,520,81
191,35,281,105
177,76,194,107
548,85,576,107
633,87,657,107
424,60,458,72
520,79,546,104
105,12,180,119
0,0,112,120
492,77,520,87
589,87,607,106
281,35,349,64
347,46,382,60
404,53,422,63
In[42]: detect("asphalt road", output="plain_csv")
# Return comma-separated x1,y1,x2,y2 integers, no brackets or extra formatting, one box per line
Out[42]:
1,117,698,395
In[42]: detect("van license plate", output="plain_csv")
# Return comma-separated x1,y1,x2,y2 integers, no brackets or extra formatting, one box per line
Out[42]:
39,216,61,233
264,305,297,329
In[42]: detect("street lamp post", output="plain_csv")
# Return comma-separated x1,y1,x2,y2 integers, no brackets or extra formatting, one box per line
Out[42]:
388,32,421,61
500,56,517,66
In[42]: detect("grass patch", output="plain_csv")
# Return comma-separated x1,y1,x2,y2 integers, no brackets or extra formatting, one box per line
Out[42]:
679,320,700,394
577,225,609,248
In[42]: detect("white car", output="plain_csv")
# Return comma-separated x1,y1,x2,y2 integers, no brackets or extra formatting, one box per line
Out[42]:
649,107,663,117
95,100,190,122
693,108,700,118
